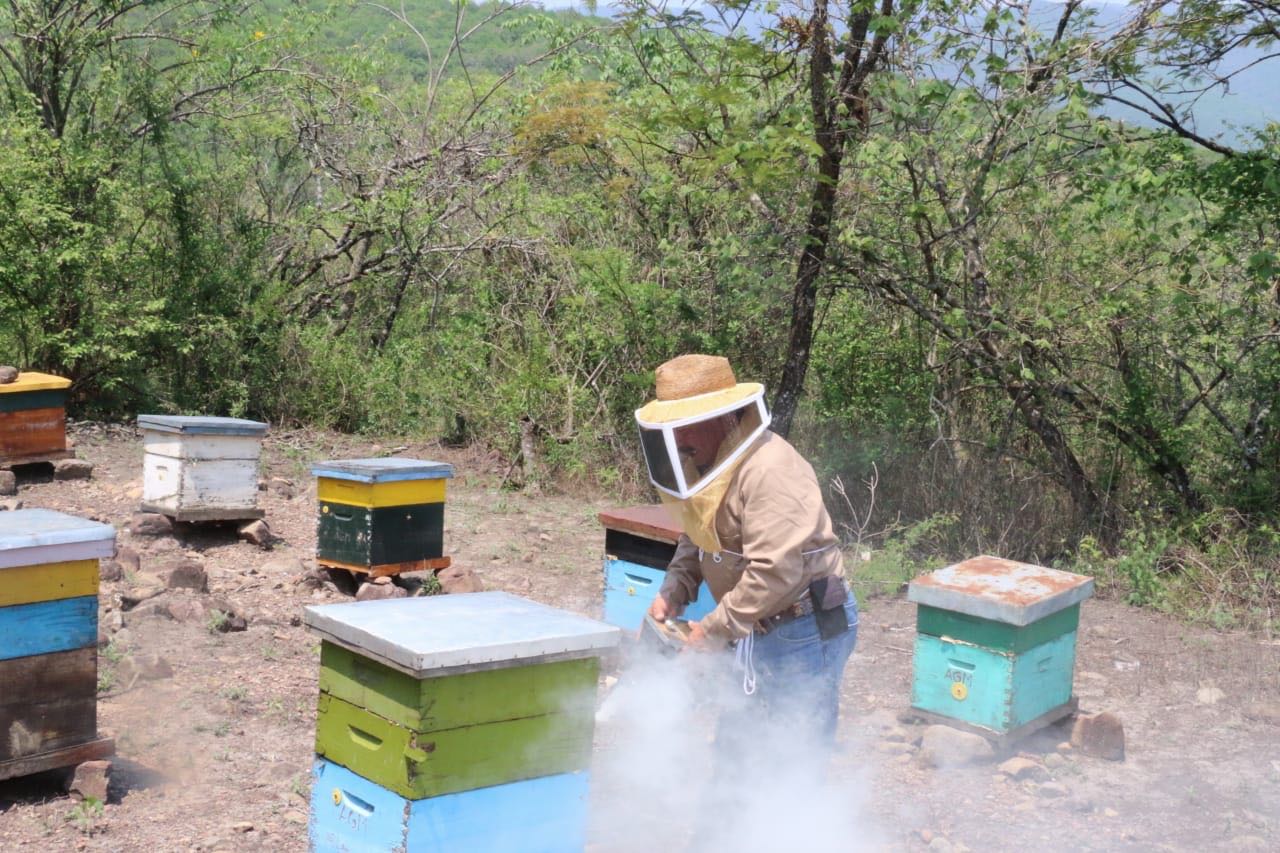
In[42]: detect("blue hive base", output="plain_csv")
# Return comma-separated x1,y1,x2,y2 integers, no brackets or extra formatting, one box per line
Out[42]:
309,758,589,853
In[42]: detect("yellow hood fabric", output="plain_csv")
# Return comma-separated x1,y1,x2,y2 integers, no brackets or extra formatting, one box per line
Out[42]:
658,455,746,552
658,413,763,551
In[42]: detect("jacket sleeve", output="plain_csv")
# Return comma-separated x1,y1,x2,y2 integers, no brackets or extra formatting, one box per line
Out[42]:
699,472,813,640
658,533,703,614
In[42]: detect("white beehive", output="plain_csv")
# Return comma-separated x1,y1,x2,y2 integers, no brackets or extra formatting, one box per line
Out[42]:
138,415,268,521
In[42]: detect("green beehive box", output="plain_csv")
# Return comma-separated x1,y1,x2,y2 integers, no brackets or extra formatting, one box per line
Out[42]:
908,556,1093,740
315,691,595,799
305,592,621,799
318,641,600,732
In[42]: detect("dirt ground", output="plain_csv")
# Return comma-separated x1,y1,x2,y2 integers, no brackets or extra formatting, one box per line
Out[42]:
0,424,1277,852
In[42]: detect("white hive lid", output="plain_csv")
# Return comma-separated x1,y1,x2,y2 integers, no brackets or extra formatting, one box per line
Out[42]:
0,509,116,568
137,415,267,436
311,457,454,483
907,555,1094,626
305,591,621,677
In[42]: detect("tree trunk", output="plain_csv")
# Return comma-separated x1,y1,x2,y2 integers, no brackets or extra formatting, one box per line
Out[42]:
518,415,541,495
773,147,842,438
772,1,889,436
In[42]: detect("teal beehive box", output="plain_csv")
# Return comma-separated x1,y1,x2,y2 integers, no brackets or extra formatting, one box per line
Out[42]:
908,556,1094,741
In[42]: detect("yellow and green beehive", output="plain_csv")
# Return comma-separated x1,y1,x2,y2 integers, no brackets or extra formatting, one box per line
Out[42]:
312,457,453,578
304,592,621,851
908,556,1094,741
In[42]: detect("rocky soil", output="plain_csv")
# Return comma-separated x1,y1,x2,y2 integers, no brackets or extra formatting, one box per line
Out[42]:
0,423,1277,852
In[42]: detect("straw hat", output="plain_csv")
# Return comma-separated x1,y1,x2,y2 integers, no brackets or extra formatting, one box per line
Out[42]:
635,354,763,424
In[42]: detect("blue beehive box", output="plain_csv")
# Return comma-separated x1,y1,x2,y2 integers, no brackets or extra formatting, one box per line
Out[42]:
598,506,715,631
310,758,590,853
907,556,1094,740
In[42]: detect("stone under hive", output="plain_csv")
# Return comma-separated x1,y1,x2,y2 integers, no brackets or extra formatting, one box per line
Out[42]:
312,457,453,578
0,509,115,782
304,592,620,852
598,505,715,631
137,415,268,522
908,555,1094,741
0,371,74,467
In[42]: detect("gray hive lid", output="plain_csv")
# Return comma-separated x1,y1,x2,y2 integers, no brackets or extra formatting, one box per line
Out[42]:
137,415,268,436
311,457,454,483
0,509,116,568
304,591,621,677
907,555,1094,626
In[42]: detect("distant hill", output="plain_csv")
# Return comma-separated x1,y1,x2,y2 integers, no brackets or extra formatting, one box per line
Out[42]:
279,0,607,80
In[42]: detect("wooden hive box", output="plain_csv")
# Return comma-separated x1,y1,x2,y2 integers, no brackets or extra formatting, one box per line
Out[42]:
907,555,1094,741
598,506,715,631
0,371,73,466
137,415,268,521
312,457,453,577
304,592,620,851
0,509,115,781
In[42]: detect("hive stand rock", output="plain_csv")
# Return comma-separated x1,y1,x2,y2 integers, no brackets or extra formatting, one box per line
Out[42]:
69,759,111,802
1070,711,1125,761
53,459,93,481
130,513,173,536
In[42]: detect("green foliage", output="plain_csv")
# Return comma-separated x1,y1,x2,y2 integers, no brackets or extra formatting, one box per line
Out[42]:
206,609,231,634
0,0,1277,626
1068,510,1280,630
851,514,959,600
417,573,443,596
96,668,116,695
67,797,104,835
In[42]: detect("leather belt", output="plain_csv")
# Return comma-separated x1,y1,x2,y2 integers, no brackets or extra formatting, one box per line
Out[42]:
754,595,817,635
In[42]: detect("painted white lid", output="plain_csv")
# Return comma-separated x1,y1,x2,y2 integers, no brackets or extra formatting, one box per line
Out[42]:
0,509,116,568
311,457,454,483
305,591,621,677
908,555,1094,626
137,415,268,436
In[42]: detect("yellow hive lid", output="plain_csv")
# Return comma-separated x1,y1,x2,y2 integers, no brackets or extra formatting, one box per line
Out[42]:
0,371,72,394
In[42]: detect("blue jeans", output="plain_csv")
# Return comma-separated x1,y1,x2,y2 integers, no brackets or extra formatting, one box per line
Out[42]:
745,597,860,740
712,597,859,758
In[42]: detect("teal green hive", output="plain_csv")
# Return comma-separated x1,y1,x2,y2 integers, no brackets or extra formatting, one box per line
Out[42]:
907,556,1094,741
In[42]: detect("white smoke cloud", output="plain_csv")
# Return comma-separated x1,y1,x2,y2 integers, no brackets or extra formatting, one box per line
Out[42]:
590,643,884,852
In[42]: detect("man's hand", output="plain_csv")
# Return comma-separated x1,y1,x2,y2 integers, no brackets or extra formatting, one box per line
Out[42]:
648,595,674,622
683,620,713,651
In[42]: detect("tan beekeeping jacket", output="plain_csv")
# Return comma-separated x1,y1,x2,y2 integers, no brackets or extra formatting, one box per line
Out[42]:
658,430,844,640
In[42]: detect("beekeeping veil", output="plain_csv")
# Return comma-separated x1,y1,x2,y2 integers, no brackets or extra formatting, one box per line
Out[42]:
634,355,771,552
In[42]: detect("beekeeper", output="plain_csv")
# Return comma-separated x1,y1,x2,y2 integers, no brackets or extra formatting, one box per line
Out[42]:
636,353,858,741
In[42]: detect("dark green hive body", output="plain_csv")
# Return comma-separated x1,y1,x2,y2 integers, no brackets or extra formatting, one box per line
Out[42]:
316,501,444,568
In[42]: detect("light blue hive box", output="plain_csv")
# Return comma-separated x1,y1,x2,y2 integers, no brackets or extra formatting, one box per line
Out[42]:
908,555,1094,742
597,506,715,631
